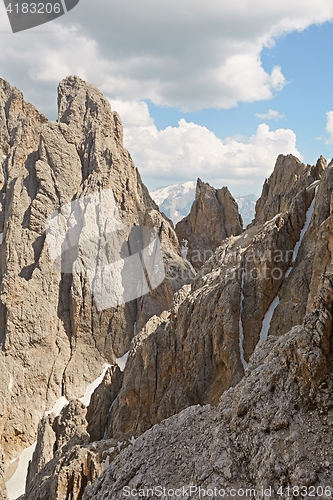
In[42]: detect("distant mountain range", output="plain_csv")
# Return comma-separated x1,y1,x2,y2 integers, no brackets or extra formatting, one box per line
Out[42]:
150,181,257,226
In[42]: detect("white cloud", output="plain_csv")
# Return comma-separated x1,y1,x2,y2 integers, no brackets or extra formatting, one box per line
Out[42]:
325,111,333,144
112,100,301,188
0,1,333,111
255,109,286,120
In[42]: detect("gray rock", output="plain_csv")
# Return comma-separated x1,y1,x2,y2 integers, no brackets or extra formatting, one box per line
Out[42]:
175,179,243,269
0,75,189,484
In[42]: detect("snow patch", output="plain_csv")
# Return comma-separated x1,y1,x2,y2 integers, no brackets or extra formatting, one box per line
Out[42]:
129,436,136,445
0,233,3,245
8,375,13,393
79,363,112,407
116,352,129,372
292,188,318,263
263,213,282,227
6,442,36,500
259,295,280,342
238,268,247,371
45,396,69,417
181,239,197,276
243,233,248,239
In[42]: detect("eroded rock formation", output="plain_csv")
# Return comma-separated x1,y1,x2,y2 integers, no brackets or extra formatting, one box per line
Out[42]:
175,179,243,270
23,153,330,499
0,76,189,497
1,76,332,500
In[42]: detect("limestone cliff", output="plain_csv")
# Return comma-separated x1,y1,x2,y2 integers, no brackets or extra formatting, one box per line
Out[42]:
0,76,189,497
175,179,243,270
1,76,332,500
22,153,328,499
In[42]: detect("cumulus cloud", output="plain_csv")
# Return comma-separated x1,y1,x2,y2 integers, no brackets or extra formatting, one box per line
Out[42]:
255,109,286,120
325,111,333,144
112,100,301,189
0,1,333,112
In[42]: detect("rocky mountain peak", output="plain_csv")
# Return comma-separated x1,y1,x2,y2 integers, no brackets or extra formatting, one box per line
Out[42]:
2,77,333,500
253,153,325,226
0,75,191,498
175,178,243,270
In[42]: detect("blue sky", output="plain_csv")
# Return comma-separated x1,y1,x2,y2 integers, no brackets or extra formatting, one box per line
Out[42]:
145,21,333,193
0,0,333,197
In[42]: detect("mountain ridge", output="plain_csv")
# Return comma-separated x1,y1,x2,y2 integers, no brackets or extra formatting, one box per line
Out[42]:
150,181,257,226
0,76,332,500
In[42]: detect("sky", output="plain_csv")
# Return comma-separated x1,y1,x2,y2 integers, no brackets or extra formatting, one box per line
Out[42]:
0,0,333,196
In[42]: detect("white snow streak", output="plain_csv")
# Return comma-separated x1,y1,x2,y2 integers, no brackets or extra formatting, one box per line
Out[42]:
79,363,112,407
292,187,318,263
238,268,247,370
6,442,36,500
181,239,197,275
263,213,281,226
116,352,129,372
283,186,318,279
259,295,280,343
45,396,69,417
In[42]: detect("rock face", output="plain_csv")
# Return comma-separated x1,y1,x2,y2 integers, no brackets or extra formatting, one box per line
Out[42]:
253,154,324,226
151,182,256,227
83,271,333,499
0,76,190,496
175,179,243,269
1,76,332,500
22,153,328,500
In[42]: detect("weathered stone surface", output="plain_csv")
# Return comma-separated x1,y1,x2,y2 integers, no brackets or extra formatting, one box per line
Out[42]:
98,155,323,445
175,179,243,269
253,154,324,226
86,365,124,442
0,76,189,488
2,76,333,500
83,269,333,499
